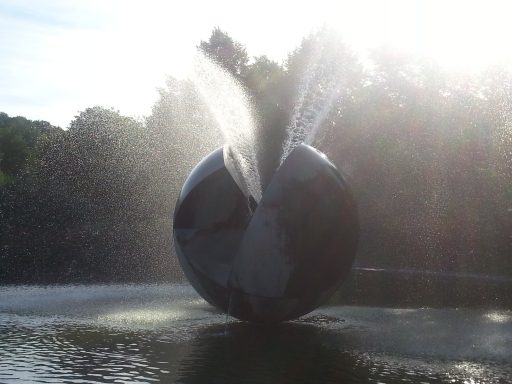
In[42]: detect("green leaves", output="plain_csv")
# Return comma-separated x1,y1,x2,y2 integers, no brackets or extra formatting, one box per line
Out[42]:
199,27,249,80
0,112,62,184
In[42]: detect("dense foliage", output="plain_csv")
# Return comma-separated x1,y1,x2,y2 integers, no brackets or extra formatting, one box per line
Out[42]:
0,28,511,283
0,112,61,185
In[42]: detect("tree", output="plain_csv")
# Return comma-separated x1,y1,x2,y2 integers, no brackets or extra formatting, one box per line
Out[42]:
0,112,61,185
199,27,249,80
0,107,163,283
2,28,512,285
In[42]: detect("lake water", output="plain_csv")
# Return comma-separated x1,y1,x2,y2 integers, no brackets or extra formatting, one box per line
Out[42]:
0,284,511,383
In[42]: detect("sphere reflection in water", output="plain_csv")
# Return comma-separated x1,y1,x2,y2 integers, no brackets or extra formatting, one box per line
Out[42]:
173,144,359,322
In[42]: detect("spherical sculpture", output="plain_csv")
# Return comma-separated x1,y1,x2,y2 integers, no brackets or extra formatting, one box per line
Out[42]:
173,144,359,323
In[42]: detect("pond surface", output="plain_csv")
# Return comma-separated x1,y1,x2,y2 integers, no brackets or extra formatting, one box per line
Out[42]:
0,284,511,383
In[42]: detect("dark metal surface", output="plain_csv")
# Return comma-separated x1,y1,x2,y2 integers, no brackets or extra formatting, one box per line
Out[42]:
173,144,359,322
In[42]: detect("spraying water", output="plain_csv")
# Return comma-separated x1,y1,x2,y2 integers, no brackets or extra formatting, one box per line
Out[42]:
188,33,354,199
190,52,262,202
280,32,353,165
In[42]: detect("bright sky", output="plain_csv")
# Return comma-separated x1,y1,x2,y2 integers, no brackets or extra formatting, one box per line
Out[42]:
1,0,512,127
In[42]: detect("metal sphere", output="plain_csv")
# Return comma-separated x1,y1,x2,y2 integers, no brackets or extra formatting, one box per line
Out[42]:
173,144,359,322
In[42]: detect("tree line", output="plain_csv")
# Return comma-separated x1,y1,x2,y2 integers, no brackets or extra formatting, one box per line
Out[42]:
1,28,511,283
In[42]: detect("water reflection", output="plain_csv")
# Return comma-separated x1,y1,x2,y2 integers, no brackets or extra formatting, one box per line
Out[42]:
177,322,364,384
34,320,511,383
0,284,511,383
3,321,447,384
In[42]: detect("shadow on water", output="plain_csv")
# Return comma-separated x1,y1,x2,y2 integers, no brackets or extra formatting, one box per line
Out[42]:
176,322,366,384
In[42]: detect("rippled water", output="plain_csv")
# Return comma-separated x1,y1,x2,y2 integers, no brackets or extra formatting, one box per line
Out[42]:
0,284,511,383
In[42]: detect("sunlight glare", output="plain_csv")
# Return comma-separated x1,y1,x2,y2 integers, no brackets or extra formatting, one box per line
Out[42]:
3,0,512,126
317,0,512,72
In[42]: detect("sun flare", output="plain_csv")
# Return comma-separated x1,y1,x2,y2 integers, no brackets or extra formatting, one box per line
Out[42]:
307,0,512,72
2,0,512,126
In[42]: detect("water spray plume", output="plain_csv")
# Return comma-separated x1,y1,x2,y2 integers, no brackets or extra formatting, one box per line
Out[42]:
174,45,359,322
190,52,262,202
281,31,352,164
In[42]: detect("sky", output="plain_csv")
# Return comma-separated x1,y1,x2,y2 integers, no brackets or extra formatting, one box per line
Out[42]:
1,0,512,128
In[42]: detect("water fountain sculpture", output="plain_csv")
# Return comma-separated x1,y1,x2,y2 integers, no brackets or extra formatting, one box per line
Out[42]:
173,143,359,323
173,51,359,323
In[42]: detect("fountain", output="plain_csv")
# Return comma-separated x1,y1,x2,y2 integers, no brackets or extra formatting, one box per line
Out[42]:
172,52,359,322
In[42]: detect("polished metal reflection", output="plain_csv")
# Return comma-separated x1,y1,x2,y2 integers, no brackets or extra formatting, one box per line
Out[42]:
173,144,359,322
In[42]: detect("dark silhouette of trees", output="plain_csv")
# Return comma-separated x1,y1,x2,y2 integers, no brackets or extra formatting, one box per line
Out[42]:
0,28,511,284
0,112,61,185
199,27,249,80
2,107,183,282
